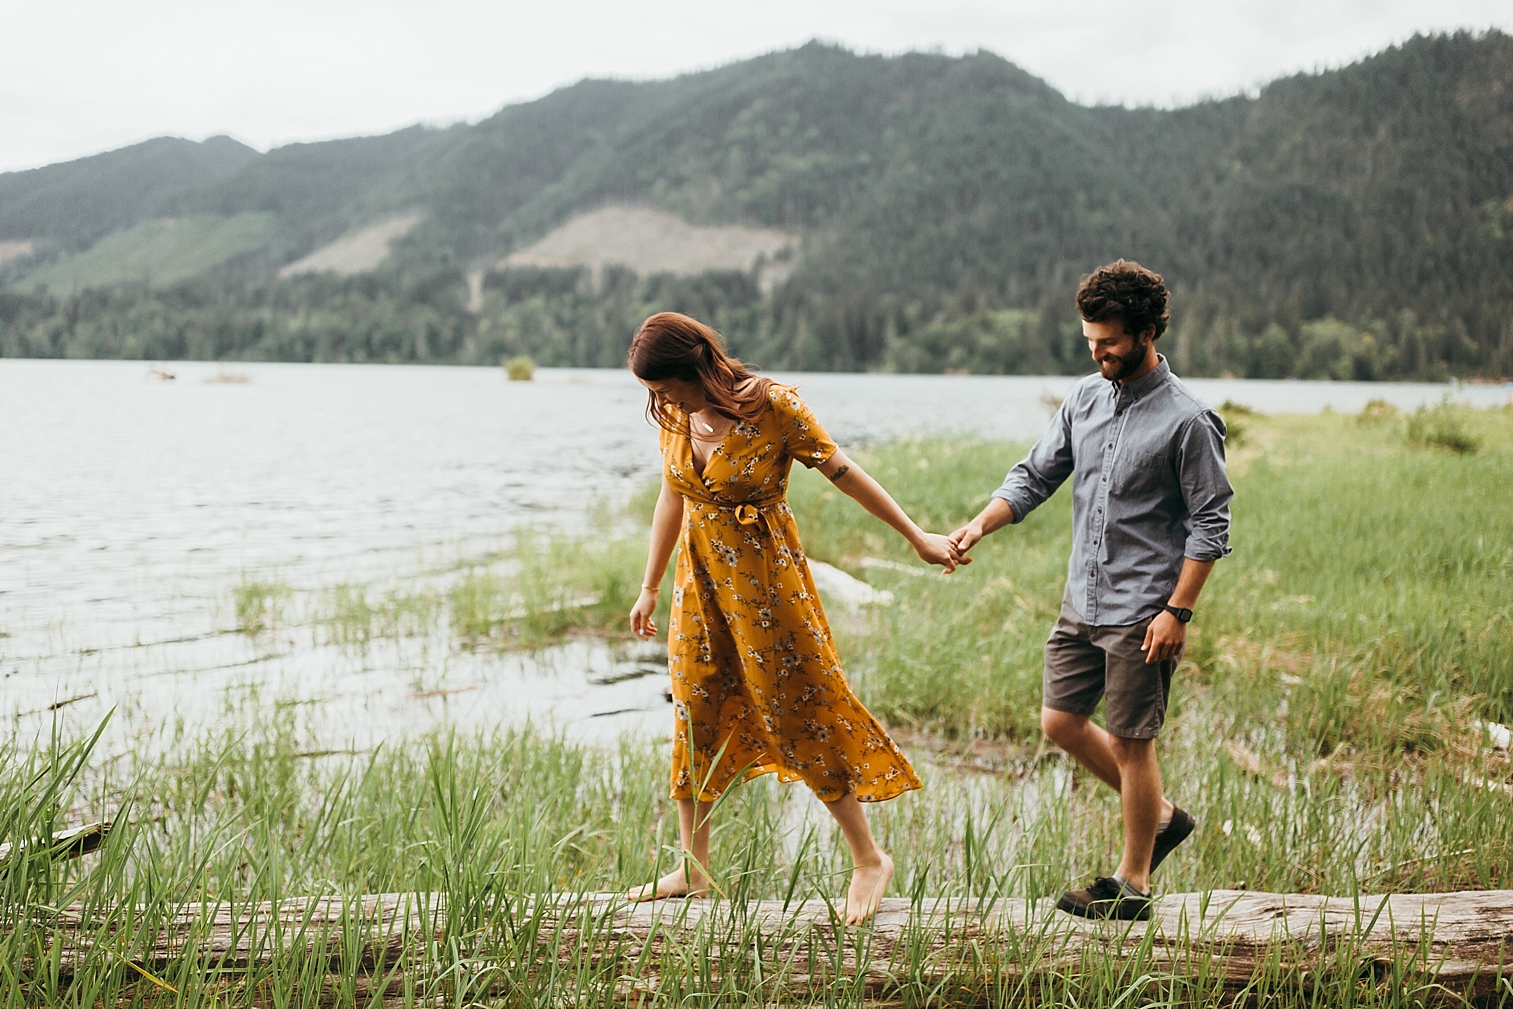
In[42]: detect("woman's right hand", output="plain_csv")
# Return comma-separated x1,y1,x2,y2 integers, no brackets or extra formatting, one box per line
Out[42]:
630,588,660,639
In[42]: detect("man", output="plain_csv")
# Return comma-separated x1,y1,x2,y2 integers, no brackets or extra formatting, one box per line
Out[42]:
949,260,1232,921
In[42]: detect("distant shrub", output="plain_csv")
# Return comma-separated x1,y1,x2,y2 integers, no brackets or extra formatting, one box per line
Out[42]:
1406,398,1479,454
1357,398,1399,425
1295,317,1396,381
881,308,1065,375
1245,324,1294,379
504,355,536,381
1218,399,1256,447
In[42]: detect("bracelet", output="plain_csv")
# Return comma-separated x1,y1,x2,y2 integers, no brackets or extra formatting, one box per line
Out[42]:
641,584,661,593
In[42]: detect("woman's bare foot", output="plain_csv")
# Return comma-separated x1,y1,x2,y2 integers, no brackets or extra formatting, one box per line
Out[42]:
845,853,894,925
625,864,709,903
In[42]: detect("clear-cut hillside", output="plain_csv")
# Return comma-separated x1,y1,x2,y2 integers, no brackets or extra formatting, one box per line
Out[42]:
16,214,278,294
500,206,795,289
278,213,424,278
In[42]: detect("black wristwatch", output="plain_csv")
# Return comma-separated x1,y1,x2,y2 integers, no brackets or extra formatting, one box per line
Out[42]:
1162,604,1193,623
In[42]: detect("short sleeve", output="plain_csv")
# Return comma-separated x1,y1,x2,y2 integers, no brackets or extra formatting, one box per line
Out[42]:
773,387,837,468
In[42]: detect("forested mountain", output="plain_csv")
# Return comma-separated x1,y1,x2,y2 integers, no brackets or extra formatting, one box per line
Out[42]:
2,31,1510,378
0,135,257,252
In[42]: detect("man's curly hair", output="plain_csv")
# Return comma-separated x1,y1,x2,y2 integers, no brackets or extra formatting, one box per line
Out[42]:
1075,260,1170,340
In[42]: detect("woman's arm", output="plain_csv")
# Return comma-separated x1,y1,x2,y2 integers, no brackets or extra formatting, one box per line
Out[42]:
815,449,960,571
630,476,685,639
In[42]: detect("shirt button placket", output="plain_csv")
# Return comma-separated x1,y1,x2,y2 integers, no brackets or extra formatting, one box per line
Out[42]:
1091,416,1126,624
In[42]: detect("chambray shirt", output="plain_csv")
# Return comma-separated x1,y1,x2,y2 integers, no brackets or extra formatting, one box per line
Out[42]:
992,356,1233,626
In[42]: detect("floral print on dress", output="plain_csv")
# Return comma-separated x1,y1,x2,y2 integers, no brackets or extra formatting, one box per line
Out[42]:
659,385,923,803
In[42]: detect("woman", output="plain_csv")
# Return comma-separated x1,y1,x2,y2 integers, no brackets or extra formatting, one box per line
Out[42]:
626,312,959,925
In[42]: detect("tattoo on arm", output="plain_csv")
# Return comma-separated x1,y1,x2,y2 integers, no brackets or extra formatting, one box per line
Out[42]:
827,464,850,482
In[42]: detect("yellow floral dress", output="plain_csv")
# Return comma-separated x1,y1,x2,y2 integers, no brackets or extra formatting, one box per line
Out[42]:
659,385,922,804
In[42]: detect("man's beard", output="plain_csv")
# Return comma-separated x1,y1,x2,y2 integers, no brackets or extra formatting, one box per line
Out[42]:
1101,337,1151,383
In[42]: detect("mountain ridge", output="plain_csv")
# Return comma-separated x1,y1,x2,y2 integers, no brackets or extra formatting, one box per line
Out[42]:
2,32,1509,378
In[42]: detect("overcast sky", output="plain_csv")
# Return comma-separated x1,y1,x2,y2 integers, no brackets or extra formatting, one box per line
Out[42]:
3,0,1507,174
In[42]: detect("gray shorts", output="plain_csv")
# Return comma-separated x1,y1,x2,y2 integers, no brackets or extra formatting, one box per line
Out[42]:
1043,586,1177,740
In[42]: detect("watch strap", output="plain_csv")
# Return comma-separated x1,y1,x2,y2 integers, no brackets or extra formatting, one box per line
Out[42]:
1162,604,1193,623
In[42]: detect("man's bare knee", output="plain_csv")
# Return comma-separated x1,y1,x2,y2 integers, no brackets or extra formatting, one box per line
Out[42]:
1108,734,1154,763
1040,707,1087,748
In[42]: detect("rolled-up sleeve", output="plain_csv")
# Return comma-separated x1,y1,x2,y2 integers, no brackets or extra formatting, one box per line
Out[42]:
1177,410,1233,561
992,396,1076,523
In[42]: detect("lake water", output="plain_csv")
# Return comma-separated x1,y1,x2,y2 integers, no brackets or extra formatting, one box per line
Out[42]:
2,359,1505,756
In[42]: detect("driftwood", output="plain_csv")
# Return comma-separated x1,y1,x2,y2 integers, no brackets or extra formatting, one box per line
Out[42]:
0,821,111,863
589,891,1513,1002
22,889,1513,1004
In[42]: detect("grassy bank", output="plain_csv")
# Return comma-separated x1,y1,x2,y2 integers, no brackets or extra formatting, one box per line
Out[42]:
789,402,1513,740
3,403,1510,1006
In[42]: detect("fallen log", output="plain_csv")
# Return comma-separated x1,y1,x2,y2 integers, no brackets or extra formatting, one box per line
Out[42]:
20,889,1513,1004
587,890,1513,1003
0,821,110,863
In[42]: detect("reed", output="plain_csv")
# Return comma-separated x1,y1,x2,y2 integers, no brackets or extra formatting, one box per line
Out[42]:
319,583,442,646
231,578,290,635
447,526,652,648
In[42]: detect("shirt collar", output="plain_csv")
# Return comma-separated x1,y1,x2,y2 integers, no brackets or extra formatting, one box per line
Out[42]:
1111,354,1170,408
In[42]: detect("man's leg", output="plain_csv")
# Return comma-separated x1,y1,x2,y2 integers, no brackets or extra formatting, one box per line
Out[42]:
1041,708,1174,876
1108,735,1164,893
1041,592,1123,790
1096,617,1180,893
1040,707,1122,790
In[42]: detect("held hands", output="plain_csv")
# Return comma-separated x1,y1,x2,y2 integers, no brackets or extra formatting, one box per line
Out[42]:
913,531,969,573
946,521,985,560
1141,611,1186,664
630,588,660,640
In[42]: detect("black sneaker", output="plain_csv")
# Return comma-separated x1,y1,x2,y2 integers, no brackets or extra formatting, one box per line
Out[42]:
1149,806,1196,874
1056,876,1151,921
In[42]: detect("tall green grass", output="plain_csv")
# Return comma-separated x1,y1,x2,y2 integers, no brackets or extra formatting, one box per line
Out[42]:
320,582,440,646
448,527,648,648
6,407,1510,1005
231,518,666,650
4,706,1507,1005
787,407,1513,736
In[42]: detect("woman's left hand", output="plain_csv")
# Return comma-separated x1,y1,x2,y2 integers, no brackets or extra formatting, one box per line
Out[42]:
913,532,965,573
630,588,660,639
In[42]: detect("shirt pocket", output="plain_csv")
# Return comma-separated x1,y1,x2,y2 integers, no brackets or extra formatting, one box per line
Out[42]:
1116,448,1171,495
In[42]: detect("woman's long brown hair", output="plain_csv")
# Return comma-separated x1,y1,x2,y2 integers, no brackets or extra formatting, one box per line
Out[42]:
628,312,773,432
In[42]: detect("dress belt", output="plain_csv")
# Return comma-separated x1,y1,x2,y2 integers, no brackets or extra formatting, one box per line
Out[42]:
684,495,787,533
732,501,783,527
